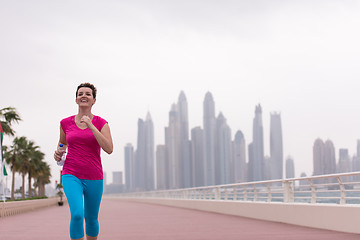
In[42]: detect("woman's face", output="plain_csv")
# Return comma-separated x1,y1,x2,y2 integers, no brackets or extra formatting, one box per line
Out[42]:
76,87,96,107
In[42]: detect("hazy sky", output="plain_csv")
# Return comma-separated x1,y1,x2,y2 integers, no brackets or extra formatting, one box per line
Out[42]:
1,0,360,185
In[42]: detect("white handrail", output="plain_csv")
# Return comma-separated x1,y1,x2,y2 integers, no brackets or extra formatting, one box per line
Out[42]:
116,172,360,205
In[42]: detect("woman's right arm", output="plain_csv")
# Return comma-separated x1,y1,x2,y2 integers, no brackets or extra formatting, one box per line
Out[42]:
54,126,67,162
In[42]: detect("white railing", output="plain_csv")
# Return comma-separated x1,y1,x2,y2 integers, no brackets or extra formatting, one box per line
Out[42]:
117,172,360,205
0,197,67,218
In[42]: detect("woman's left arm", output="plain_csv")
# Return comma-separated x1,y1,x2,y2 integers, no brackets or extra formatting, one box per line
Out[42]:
82,116,113,154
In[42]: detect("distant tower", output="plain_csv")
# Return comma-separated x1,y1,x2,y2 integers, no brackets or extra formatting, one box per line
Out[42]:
134,112,154,191
313,138,325,176
178,91,192,188
338,149,351,173
353,140,360,179
270,112,283,180
191,127,205,187
103,172,107,192
203,92,216,186
156,145,167,190
285,156,295,179
215,112,232,184
113,171,123,185
248,104,264,181
124,143,134,191
233,131,247,183
324,140,336,175
165,104,181,189
338,149,351,182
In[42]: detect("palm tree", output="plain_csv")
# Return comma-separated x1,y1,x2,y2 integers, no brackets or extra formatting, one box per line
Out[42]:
3,137,27,199
28,147,44,198
0,107,21,136
34,161,51,197
1,107,21,197
16,139,44,199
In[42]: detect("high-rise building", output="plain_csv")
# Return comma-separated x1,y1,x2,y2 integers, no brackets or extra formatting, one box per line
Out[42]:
233,130,247,183
313,138,325,176
338,148,351,182
165,104,181,189
324,140,336,175
113,171,123,185
247,143,254,182
203,92,216,186
354,140,360,181
248,104,264,181
178,91,192,188
264,155,271,180
338,149,351,173
156,145,167,190
134,112,154,191
270,112,283,180
285,156,295,179
124,143,134,191
215,112,233,184
103,172,107,190
191,127,205,187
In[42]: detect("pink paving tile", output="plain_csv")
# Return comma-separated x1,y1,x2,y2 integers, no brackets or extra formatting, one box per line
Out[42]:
1,198,360,240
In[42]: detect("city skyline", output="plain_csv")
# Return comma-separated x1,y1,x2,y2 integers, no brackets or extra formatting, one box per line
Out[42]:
125,90,360,190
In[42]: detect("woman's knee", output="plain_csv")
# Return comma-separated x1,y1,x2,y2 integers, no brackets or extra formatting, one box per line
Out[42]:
71,211,84,223
85,218,99,237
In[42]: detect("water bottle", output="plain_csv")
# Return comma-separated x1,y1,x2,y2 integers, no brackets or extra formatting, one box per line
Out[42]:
57,144,66,166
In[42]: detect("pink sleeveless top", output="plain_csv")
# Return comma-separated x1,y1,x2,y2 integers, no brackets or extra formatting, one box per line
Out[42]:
60,115,107,180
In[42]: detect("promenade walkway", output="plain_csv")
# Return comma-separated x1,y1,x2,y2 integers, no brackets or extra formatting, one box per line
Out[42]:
1,198,360,240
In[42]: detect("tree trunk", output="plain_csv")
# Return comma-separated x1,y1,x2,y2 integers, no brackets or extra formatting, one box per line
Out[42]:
28,172,32,198
11,168,15,200
22,173,25,199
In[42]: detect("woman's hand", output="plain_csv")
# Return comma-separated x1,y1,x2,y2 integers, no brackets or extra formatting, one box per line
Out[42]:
54,149,63,162
80,115,95,129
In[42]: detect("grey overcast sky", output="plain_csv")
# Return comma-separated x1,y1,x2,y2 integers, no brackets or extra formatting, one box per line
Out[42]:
1,0,360,185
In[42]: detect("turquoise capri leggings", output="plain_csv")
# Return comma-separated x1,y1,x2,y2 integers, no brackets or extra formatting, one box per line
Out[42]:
62,174,103,239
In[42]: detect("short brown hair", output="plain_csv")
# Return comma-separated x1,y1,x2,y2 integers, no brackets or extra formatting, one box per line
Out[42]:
76,83,97,98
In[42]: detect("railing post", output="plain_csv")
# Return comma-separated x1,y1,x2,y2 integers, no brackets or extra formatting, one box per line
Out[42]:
253,185,257,202
183,190,188,199
337,177,346,204
243,186,248,201
308,179,316,203
215,187,220,200
266,183,272,202
283,181,294,203
233,186,237,201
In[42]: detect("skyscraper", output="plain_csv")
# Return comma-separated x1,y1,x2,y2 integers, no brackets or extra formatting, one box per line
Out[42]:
156,145,167,190
338,148,351,182
134,112,155,191
233,130,247,183
178,91,191,188
203,92,216,186
112,171,123,185
248,104,264,182
215,112,233,184
285,156,295,179
313,138,325,176
124,143,134,191
191,126,205,187
270,112,283,180
165,104,181,189
324,140,336,175
338,149,351,173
